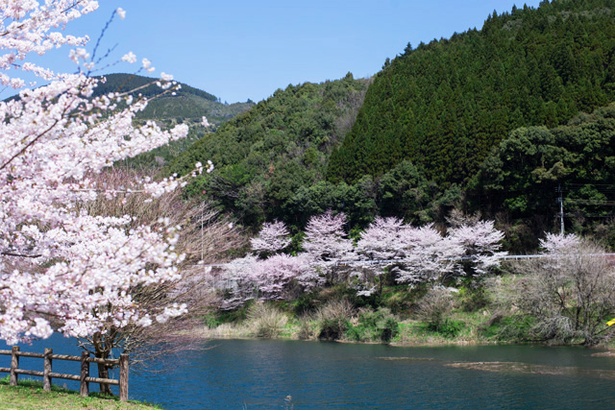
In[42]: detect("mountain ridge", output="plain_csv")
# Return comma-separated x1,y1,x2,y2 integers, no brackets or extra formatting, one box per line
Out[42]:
94,73,254,126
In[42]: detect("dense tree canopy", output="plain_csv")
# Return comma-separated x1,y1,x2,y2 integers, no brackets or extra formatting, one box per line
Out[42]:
327,0,615,186
168,73,371,228
472,103,615,249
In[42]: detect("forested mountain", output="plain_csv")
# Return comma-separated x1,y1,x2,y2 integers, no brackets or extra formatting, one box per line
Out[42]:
327,0,615,187
165,0,615,251
471,103,615,251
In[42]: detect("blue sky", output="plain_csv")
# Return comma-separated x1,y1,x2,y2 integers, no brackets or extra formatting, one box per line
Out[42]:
44,0,542,103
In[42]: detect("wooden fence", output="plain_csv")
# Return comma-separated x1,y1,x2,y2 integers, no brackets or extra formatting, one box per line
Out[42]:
0,346,129,401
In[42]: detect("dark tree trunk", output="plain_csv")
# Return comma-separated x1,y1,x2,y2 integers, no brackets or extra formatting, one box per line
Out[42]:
92,331,114,395
96,360,113,395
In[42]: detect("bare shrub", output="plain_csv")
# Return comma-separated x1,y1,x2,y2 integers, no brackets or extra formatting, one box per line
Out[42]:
296,317,319,340
246,301,289,338
511,239,615,345
416,287,456,332
314,299,355,340
446,209,481,228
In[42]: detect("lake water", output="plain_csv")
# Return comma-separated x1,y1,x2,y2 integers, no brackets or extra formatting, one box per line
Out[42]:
3,334,615,409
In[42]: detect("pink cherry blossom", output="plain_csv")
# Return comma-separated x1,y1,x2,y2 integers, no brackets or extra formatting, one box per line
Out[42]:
250,220,291,256
0,1,208,345
539,232,581,254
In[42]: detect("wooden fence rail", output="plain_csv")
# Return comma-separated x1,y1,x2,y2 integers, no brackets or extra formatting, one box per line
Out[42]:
0,346,128,401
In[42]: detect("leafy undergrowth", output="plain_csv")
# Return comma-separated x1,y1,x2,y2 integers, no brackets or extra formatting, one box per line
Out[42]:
200,300,504,346
0,378,159,410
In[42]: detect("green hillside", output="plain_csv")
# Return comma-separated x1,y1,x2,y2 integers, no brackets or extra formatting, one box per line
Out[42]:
327,0,615,186
168,73,371,227
471,103,615,251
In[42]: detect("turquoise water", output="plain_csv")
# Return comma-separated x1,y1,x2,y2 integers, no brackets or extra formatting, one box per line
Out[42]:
3,335,615,409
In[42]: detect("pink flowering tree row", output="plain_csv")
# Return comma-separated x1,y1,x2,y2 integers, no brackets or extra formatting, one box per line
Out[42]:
0,0,209,349
219,211,508,306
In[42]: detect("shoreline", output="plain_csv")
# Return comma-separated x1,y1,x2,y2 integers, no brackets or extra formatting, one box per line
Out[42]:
187,324,615,350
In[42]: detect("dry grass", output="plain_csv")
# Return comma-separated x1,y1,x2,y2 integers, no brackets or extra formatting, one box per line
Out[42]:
246,301,289,338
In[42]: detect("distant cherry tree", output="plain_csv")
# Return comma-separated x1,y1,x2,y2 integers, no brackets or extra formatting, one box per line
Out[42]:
356,216,407,261
356,218,506,289
393,225,463,285
252,253,312,300
448,220,507,278
303,210,354,284
220,213,507,303
219,255,260,309
220,252,320,306
250,220,291,257
353,216,408,295
539,232,581,254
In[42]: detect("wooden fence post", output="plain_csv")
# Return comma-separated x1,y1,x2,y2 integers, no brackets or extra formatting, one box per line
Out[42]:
43,348,52,391
80,351,89,397
119,354,129,402
10,346,19,386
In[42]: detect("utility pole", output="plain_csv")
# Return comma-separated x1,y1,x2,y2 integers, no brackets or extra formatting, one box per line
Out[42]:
557,182,564,235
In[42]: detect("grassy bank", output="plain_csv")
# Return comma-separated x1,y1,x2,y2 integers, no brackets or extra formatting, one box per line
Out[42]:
0,378,159,410
198,294,505,347
198,274,615,348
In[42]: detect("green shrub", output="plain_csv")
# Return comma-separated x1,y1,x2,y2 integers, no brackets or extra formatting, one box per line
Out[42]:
431,319,465,338
346,308,399,342
416,287,455,330
319,318,350,341
457,285,490,312
296,318,318,340
203,313,221,328
378,285,419,315
481,314,536,342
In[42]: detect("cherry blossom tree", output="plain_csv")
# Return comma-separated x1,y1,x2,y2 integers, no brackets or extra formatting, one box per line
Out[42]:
448,220,507,278
250,220,291,257
355,218,506,290
356,216,407,261
78,168,242,386
0,0,207,358
220,213,508,305
218,255,260,309
302,210,353,284
219,252,320,306
393,225,462,285
219,219,321,306
354,220,459,289
252,253,313,300
539,232,581,254
352,216,408,295
219,211,353,305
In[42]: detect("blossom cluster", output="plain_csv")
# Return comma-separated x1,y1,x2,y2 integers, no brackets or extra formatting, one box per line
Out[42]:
219,212,508,305
0,1,205,344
